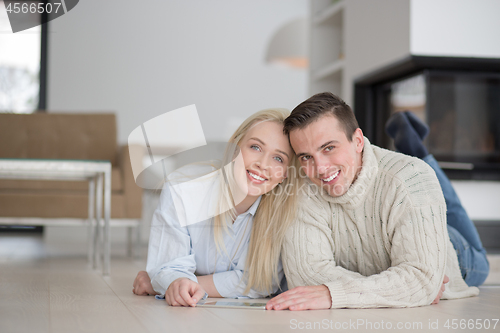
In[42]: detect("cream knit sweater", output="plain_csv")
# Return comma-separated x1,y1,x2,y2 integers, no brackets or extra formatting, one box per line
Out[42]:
282,138,479,308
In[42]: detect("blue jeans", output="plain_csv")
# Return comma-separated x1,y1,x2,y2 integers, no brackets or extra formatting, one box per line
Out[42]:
423,155,489,286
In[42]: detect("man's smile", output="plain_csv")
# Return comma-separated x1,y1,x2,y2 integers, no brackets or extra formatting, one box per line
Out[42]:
321,170,340,184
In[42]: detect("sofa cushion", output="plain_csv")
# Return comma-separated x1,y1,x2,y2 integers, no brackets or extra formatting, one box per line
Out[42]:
0,113,117,166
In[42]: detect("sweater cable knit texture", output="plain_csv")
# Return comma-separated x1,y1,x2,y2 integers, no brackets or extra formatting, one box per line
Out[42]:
282,138,479,308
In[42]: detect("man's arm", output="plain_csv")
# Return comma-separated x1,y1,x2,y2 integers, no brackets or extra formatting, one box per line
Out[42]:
272,196,448,309
266,276,449,310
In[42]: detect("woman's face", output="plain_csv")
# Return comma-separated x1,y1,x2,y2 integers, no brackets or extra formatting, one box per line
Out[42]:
236,121,293,198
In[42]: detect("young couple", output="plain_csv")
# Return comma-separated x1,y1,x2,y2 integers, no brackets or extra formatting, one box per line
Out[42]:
133,92,489,310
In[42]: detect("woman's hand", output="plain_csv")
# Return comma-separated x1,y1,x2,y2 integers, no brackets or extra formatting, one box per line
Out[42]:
132,271,158,296
165,278,207,307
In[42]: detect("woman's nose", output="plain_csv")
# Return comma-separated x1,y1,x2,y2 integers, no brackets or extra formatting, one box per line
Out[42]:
255,156,269,170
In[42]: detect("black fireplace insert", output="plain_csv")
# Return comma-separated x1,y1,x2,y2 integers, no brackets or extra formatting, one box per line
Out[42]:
354,55,500,180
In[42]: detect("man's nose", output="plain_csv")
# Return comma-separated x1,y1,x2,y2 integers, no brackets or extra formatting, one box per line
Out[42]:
315,155,330,175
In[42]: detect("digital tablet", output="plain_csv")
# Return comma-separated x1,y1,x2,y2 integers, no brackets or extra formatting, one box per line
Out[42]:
196,300,267,310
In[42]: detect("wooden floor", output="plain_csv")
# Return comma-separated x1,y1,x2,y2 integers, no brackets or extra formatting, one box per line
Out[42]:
1,233,500,333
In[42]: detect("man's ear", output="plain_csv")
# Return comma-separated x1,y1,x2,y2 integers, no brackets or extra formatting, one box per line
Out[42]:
353,128,364,153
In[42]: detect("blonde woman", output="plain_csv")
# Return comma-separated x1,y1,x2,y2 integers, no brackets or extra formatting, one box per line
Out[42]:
132,108,300,306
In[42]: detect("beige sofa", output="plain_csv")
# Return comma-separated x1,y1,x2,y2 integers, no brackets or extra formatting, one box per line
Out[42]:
0,112,142,253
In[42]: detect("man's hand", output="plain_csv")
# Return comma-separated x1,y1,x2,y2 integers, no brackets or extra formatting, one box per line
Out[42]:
432,275,449,305
165,278,207,307
132,271,158,296
266,285,332,311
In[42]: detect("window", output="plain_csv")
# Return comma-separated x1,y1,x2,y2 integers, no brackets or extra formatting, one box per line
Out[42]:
0,0,47,113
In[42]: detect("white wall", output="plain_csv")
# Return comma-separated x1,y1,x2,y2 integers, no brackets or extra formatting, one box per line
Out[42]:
345,0,500,103
342,0,500,222
408,0,500,221
410,0,500,58
44,0,307,248
452,181,500,221
47,0,308,144
43,0,500,251
344,0,411,105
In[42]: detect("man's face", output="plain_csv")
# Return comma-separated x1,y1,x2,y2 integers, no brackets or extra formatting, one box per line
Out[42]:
289,115,364,197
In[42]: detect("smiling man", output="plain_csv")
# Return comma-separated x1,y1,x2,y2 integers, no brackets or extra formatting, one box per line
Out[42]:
266,92,482,310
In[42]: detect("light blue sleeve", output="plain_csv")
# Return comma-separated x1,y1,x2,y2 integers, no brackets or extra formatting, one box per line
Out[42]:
212,249,285,298
146,182,198,296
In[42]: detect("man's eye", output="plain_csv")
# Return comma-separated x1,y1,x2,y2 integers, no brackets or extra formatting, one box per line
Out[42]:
301,156,311,161
325,146,334,152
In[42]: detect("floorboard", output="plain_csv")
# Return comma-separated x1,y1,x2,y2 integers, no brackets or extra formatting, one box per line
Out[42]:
0,268,50,333
1,233,499,333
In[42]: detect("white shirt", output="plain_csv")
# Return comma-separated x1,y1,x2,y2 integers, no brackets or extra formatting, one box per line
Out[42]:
146,164,283,298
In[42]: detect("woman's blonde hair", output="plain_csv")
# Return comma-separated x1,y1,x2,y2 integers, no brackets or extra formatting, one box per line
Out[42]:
213,108,300,295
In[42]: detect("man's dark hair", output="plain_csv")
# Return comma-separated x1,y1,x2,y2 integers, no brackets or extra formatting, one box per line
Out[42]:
284,92,359,141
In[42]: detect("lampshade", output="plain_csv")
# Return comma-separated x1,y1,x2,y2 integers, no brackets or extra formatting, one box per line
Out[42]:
265,18,308,69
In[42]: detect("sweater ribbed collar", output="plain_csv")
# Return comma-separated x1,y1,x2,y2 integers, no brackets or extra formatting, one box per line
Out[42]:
317,137,378,208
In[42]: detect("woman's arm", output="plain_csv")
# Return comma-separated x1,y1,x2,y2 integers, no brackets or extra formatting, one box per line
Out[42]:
146,183,199,296
132,270,158,296
208,255,285,299
197,275,222,297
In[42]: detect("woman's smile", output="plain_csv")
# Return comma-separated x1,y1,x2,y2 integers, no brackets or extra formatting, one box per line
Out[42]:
247,170,267,184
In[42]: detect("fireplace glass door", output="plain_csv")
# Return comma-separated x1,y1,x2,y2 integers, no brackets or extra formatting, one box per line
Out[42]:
380,70,500,179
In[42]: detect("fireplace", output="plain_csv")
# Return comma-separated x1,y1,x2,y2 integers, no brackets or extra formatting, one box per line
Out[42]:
354,55,500,180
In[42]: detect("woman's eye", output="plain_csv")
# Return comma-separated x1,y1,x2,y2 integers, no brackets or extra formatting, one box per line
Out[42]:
250,145,261,151
274,156,283,163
